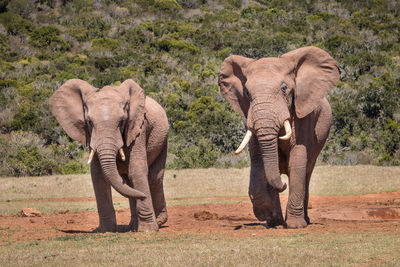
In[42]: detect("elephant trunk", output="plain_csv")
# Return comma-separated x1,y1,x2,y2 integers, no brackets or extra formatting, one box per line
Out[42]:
258,136,287,192
251,100,287,193
97,144,146,199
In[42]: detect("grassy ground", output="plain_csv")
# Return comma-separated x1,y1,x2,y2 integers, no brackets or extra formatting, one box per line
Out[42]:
1,165,400,214
1,232,399,266
0,165,400,266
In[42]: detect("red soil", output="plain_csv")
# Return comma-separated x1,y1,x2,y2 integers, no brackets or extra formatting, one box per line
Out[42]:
1,191,400,243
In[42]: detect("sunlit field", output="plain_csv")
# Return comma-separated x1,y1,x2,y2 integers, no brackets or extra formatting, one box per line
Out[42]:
0,165,399,266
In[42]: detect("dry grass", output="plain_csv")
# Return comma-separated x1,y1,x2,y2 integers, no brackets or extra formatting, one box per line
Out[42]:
311,165,400,195
0,232,399,266
0,201,97,215
0,165,400,215
164,167,250,199
0,174,94,202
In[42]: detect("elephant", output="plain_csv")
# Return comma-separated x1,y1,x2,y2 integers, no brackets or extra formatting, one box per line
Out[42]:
49,79,169,232
218,46,340,228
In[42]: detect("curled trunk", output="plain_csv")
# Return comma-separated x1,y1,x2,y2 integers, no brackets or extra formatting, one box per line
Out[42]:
97,144,146,199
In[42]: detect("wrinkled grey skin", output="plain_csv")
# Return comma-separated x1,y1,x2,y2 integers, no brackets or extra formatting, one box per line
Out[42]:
218,47,340,228
50,79,168,232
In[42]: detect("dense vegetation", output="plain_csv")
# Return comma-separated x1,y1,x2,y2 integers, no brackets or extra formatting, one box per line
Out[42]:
0,0,399,176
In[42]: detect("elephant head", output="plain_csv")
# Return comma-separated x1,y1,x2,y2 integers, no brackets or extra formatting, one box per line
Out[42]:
49,79,147,199
219,46,340,192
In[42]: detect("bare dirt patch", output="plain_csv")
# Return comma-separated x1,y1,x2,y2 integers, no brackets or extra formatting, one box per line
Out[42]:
1,191,399,243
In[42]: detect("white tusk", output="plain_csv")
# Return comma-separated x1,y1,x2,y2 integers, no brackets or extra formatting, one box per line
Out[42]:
235,130,253,155
119,148,126,161
279,120,292,140
87,150,95,164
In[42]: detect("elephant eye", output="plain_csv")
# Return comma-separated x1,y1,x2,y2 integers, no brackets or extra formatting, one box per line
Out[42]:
280,83,288,95
244,88,251,99
86,117,93,128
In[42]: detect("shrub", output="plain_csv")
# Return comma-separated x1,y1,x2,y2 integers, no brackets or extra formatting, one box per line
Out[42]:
91,37,120,51
29,26,70,51
154,38,199,54
168,138,219,169
154,0,182,12
1,131,57,176
0,131,88,176
186,96,243,153
177,0,203,8
6,0,35,18
0,12,34,35
67,13,110,41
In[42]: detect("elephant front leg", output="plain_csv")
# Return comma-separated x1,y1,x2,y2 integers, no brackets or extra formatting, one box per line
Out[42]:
249,139,284,227
286,145,308,229
129,157,158,232
128,197,137,230
91,156,117,232
148,145,168,226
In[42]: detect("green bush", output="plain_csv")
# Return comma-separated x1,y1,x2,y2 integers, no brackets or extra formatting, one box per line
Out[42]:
0,131,57,176
0,131,88,176
6,0,35,18
154,0,182,12
186,96,243,153
91,37,120,51
168,138,219,169
29,26,70,51
58,161,88,174
155,38,199,54
0,12,34,35
67,13,110,41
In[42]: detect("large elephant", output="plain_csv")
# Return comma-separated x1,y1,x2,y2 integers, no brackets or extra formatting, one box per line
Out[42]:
49,79,168,232
218,46,339,228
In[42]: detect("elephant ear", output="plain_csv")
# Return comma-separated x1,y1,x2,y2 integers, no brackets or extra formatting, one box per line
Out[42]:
120,79,146,147
280,46,340,118
218,55,255,118
49,79,97,145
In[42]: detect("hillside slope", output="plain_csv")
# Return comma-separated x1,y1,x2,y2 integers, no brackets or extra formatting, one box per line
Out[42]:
0,0,399,176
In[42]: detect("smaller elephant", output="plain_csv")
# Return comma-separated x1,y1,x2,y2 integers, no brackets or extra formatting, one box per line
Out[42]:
218,46,340,228
50,79,169,232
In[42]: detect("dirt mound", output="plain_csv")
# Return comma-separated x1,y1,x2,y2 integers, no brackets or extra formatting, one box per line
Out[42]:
321,207,400,221
368,208,400,220
1,191,400,243
194,211,219,221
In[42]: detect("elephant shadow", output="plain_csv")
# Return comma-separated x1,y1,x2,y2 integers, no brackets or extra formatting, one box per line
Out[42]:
57,225,169,234
233,221,324,230
233,222,269,230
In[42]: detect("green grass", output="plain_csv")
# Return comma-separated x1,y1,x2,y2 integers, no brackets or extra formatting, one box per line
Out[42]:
0,232,399,266
0,165,400,215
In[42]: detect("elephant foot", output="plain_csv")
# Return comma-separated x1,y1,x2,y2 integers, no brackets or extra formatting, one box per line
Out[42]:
253,206,269,221
266,216,284,227
156,211,168,226
253,205,283,227
137,221,159,232
129,218,137,232
285,216,307,229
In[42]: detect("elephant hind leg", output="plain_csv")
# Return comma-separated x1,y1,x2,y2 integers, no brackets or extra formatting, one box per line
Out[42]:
148,144,168,226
